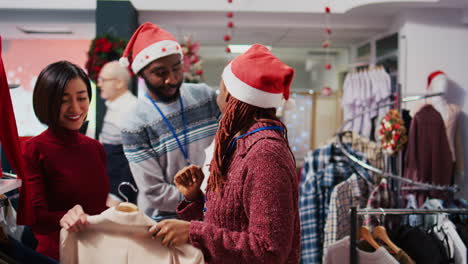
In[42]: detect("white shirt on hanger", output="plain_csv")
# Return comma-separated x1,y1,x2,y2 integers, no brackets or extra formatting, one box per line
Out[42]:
323,236,398,264
60,207,204,264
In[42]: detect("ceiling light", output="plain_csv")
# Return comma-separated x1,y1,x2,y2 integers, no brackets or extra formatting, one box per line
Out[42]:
228,44,272,54
17,26,73,34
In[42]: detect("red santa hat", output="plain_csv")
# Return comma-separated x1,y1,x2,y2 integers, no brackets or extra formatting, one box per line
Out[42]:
222,44,295,109
427,70,446,88
119,22,183,74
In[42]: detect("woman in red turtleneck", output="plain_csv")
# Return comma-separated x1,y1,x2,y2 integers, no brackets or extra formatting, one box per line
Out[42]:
21,61,110,260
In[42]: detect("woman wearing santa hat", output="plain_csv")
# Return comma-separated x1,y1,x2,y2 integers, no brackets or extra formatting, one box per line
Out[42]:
149,44,300,264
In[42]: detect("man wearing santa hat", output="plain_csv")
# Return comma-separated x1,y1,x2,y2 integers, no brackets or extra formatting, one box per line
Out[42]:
119,22,220,220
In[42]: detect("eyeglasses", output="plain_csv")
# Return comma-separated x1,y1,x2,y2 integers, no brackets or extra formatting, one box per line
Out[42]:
97,77,117,83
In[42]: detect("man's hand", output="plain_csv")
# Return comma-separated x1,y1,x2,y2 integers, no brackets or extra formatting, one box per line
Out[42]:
149,219,190,247
174,165,204,201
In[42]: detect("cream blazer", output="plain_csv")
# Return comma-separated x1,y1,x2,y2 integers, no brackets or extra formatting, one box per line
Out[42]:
60,207,204,264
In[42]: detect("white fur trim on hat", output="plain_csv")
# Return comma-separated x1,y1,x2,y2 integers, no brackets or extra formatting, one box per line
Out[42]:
222,63,283,109
131,40,183,74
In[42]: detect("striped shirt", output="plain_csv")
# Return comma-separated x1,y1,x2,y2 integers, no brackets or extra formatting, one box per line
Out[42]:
121,83,220,219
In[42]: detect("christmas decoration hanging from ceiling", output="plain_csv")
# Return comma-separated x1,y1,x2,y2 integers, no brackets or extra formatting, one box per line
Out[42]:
322,0,333,96
224,0,235,53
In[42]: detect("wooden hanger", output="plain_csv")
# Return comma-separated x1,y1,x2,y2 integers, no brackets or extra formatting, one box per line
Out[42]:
116,182,138,212
372,209,400,253
360,226,380,250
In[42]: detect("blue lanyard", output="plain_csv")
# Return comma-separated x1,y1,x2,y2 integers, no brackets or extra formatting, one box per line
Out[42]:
227,126,285,153
145,93,190,165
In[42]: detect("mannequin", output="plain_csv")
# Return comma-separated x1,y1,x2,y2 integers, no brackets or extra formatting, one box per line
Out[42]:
427,71,463,178
427,71,450,121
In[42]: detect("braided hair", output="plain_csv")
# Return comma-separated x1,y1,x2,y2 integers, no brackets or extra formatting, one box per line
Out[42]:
207,94,288,192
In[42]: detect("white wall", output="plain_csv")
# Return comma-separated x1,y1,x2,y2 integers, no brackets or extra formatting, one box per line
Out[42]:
198,46,349,92
398,9,468,198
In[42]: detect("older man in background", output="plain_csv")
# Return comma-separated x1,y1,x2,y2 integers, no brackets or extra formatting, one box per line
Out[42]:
97,61,138,204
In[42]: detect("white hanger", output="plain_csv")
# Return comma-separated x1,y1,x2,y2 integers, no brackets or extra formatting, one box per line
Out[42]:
116,182,138,212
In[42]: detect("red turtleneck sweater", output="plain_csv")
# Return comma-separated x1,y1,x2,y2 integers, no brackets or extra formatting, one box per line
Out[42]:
21,128,109,260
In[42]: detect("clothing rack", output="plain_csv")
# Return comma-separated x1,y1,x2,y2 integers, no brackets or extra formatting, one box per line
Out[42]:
336,91,458,192
349,207,468,264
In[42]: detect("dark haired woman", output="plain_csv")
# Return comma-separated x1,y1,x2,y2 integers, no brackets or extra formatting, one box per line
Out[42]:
21,61,109,260
149,44,300,264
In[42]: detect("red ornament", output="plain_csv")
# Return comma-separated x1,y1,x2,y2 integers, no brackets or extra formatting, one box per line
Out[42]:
226,12,234,18
325,63,332,70
225,47,231,53
322,41,329,48
325,28,332,34
161,47,166,52
228,0,233,3
227,21,234,28
196,69,203,75
325,6,331,13
321,86,332,96
224,34,231,42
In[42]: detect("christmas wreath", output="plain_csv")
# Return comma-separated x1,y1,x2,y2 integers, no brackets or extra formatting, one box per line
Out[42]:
85,35,127,82
379,109,408,155
181,36,204,83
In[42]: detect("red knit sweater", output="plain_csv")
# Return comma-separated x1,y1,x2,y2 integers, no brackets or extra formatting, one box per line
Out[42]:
21,128,109,260
177,122,300,264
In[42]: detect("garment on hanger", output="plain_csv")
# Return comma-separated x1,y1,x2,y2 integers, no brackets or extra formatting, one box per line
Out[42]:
389,225,450,264
404,104,454,206
323,236,398,264
300,144,371,264
329,132,384,183
60,207,204,264
364,179,395,227
434,218,467,264
323,174,371,255
0,196,24,242
357,240,415,264
443,104,465,190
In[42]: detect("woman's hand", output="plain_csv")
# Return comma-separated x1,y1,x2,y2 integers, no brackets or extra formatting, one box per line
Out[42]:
59,205,89,232
149,219,190,247
174,165,204,201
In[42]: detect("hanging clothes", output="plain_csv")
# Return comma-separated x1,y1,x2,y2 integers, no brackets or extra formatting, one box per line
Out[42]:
341,68,392,138
323,236,398,264
330,132,385,182
443,104,465,191
389,225,450,264
323,174,371,255
60,207,204,264
404,104,454,206
300,144,371,264
364,179,395,227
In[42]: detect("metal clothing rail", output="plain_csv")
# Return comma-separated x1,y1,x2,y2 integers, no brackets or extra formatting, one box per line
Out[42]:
349,206,468,264
2,172,17,179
